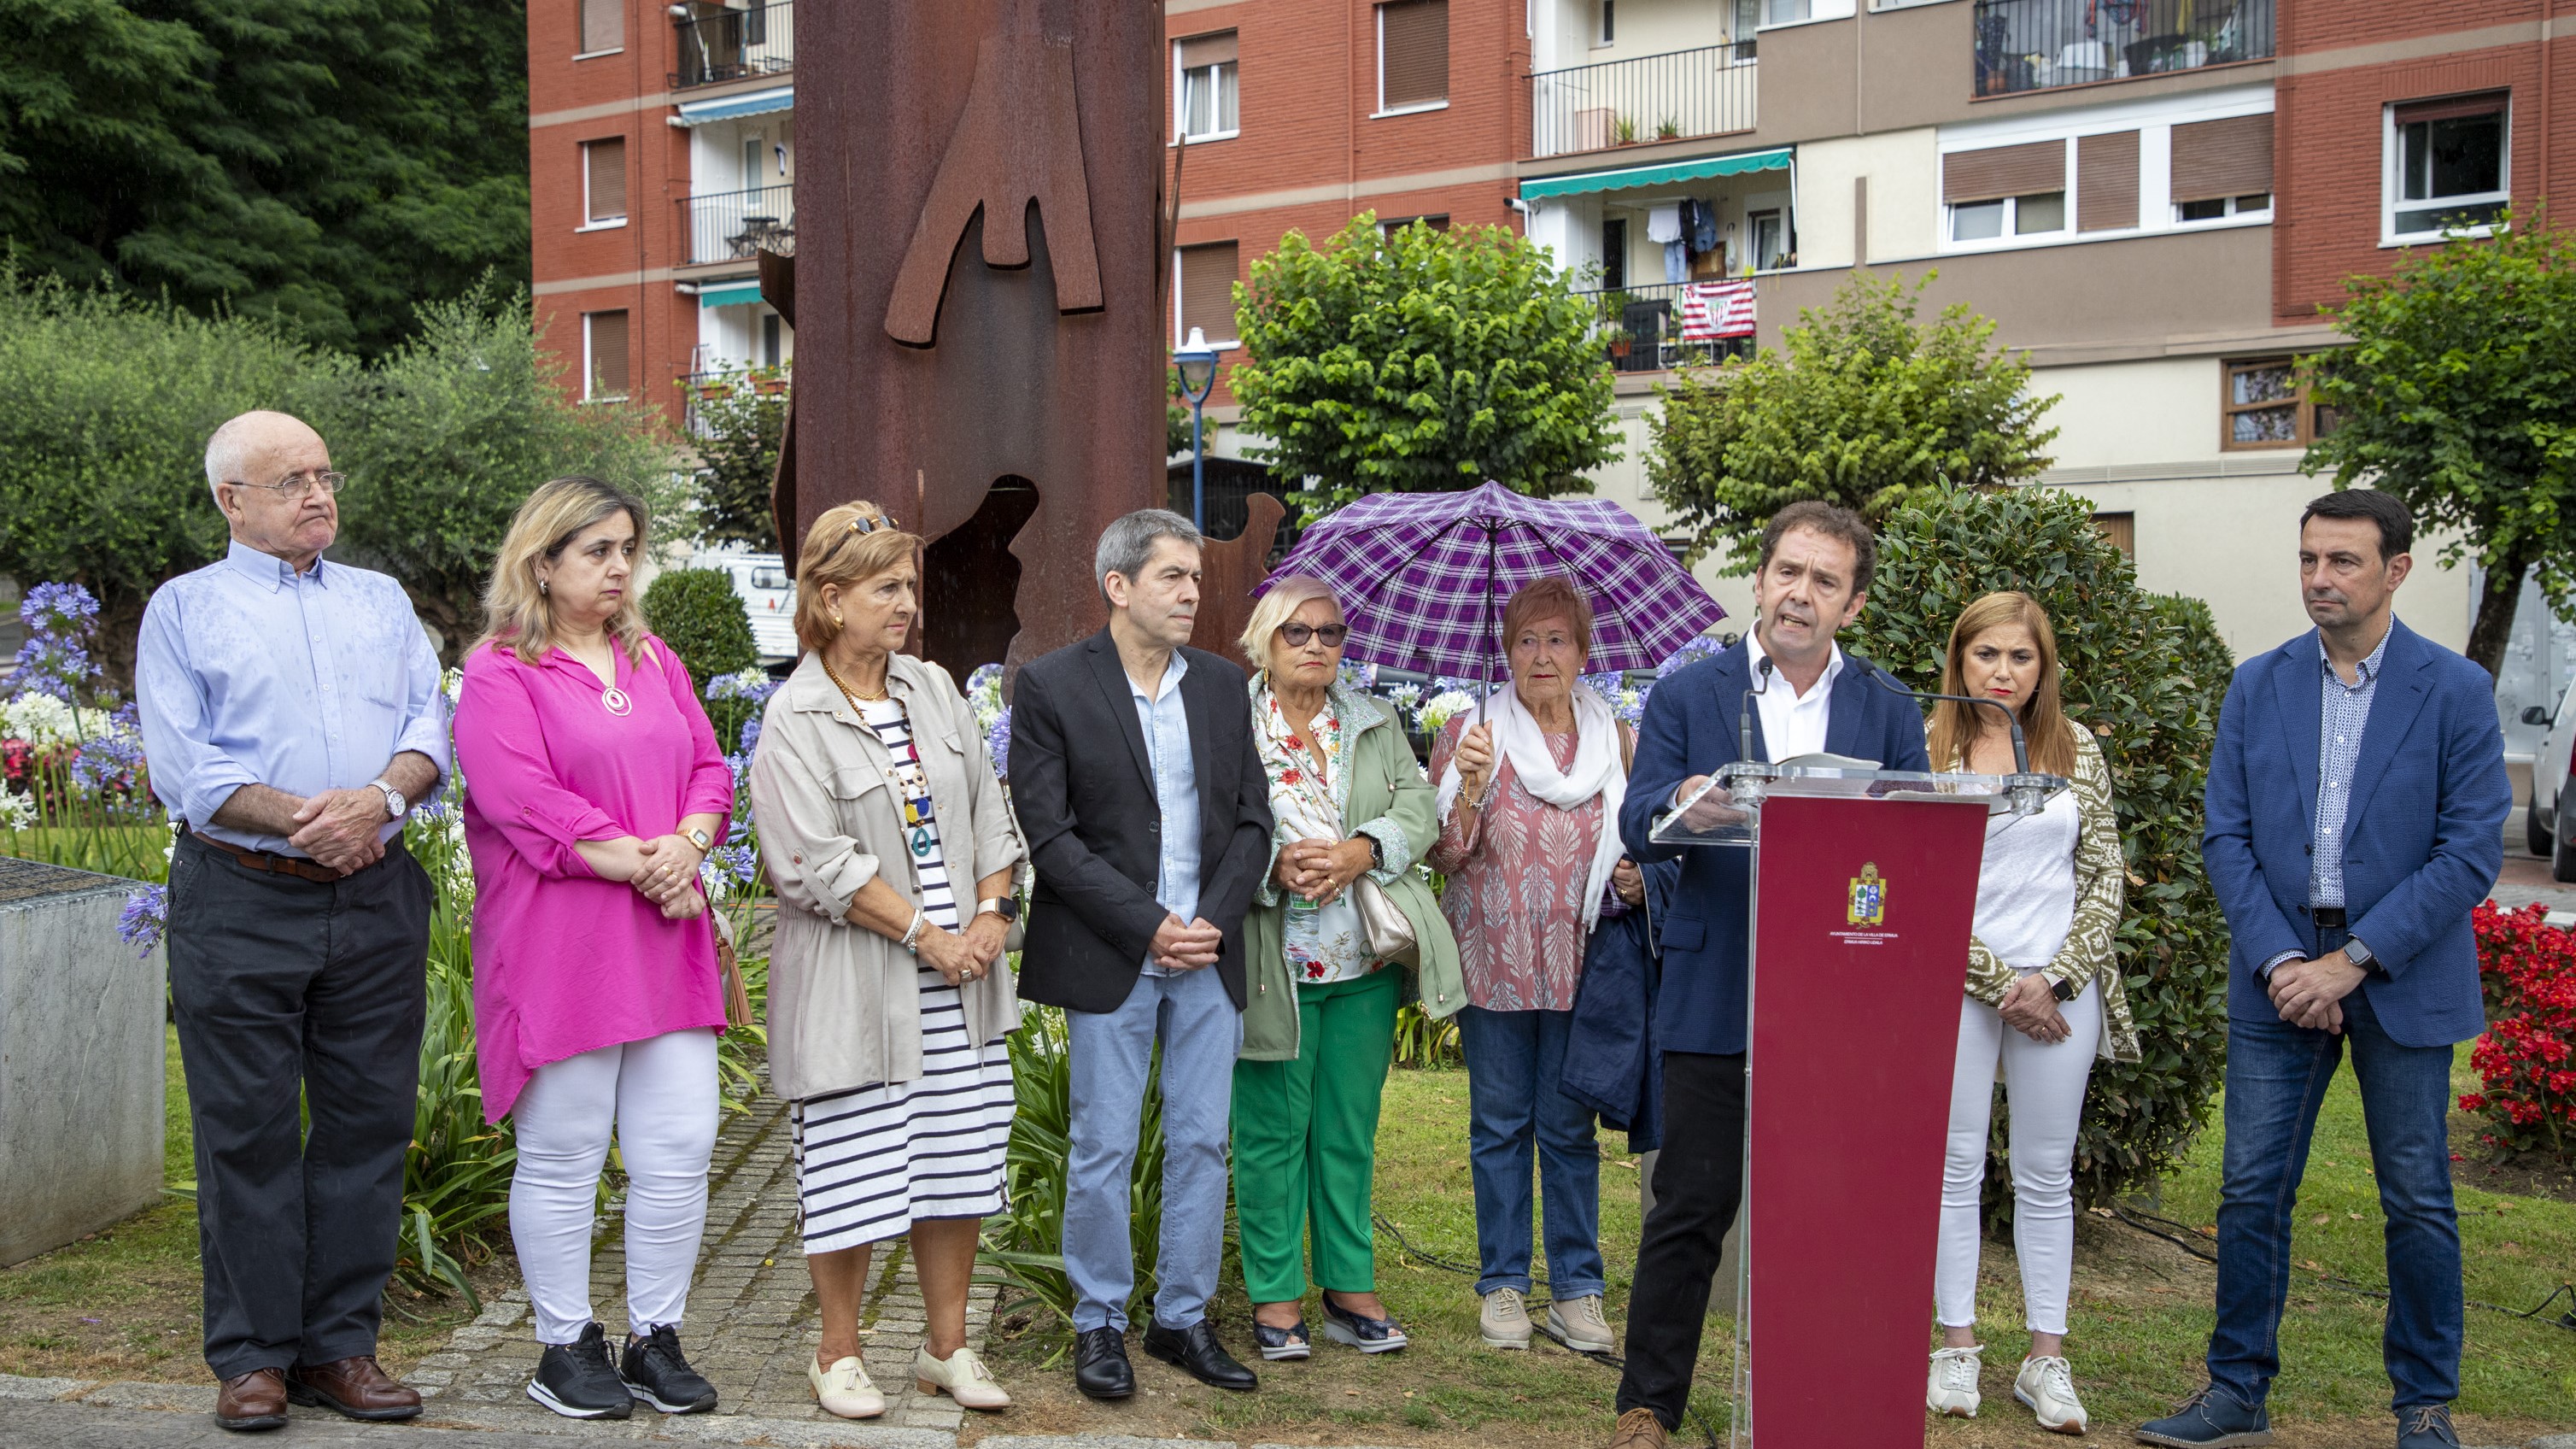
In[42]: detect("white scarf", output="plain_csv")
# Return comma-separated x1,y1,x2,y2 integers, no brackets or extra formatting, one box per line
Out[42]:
1437,683,1628,933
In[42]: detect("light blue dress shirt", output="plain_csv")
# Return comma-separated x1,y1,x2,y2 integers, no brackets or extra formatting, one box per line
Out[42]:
137,541,451,856
2311,621,2392,909
1127,650,1200,977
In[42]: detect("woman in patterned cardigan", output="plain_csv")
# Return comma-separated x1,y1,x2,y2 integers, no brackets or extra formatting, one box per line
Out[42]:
1921,591,2140,1438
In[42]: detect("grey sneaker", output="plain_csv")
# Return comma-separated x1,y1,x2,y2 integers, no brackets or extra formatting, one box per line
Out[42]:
1546,1294,1614,1353
1478,1287,1531,1349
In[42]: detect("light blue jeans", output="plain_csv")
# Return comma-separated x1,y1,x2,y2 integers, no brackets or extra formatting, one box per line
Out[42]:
1063,965,1242,1333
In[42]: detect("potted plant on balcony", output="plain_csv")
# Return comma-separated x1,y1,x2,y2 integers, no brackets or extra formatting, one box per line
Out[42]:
693,374,734,402
1601,323,1634,361
1656,115,1683,142
1613,114,1640,146
750,365,791,396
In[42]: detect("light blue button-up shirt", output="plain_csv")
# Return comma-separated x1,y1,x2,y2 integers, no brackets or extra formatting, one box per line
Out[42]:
136,540,451,856
1127,650,1200,977
2311,621,2392,909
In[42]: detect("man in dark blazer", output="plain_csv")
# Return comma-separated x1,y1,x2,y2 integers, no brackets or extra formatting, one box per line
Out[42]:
1009,508,1273,1400
1604,502,1933,1449
2140,491,2507,1449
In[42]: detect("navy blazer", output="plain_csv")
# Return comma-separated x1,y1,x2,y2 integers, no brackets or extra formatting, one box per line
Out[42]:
2202,619,2509,1048
1619,643,1933,1056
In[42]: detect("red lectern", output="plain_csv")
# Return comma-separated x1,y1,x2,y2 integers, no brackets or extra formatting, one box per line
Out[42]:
1653,762,2064,1447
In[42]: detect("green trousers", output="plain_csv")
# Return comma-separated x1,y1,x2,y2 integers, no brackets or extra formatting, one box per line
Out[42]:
1230,967,1400,1303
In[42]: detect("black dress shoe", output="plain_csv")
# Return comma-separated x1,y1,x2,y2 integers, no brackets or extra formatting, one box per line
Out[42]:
1142,1318,1258,1392
1072,1326,1134,1400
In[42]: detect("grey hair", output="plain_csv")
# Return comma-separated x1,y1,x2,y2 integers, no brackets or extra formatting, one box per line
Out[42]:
203,410,319,504
1094,508,1204,601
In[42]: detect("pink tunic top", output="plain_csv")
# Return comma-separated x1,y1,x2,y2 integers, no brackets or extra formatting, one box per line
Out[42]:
454,635,734,1122
1426,718,1609,1013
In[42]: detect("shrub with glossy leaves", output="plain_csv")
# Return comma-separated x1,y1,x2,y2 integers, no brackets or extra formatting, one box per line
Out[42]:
643,567,759,744
1846,484,2234,1212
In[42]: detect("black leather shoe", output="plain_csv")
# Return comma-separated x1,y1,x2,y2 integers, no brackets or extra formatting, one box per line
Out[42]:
1142,1318,1258,1392
1072,1327,1134,1400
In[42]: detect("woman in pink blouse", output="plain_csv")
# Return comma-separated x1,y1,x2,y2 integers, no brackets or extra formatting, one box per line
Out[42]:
454,477,735,1423
1426,578,1643,1358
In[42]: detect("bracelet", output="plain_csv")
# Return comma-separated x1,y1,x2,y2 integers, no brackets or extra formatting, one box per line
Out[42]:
900,909,927,953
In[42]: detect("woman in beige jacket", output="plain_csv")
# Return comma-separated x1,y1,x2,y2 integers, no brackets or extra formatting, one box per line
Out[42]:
748,502,1025,1419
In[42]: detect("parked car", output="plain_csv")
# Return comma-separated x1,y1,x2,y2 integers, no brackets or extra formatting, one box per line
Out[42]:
2524,678,2576,882
691,550,798,665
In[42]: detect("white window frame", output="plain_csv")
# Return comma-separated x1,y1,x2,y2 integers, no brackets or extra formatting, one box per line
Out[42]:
1171,247,1242,351
1595,0,1614,47
1942,188,2069,250
1373,4,1449,119
1748,208,1788,271
577,139,628,232
1174,46,1240,143
2381,98,2510,248
582,312,629,403
2173,191,2273,226
1934,85,2274,255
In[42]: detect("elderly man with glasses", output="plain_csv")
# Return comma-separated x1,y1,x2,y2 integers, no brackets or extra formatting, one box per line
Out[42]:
135,411,449,1434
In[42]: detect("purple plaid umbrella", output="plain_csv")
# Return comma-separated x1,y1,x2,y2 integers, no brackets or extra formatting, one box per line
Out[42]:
1257,482,1724,683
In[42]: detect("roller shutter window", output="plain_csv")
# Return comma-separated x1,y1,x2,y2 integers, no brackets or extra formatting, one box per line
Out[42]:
1941,139,2067,203
1176,31,1239,139
2171,114,2274,203
580,0,622,54
1380,0,1449,111
2077,130,2140,232
1178,242,1240,347
584,138,627,223
585,311,630,402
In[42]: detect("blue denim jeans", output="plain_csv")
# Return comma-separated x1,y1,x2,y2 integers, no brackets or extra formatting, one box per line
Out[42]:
2208,933,2462,1411
1457,1005,1606,1299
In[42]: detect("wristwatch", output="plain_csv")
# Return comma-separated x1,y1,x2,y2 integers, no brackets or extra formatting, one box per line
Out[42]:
2050,975,2078,1003
1367,835,1385,871
2345,936,2382,976
685,826,713,852
367,778,407,821
976,895,1022,923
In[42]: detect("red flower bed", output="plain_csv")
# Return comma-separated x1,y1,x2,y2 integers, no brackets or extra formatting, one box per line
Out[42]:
2459,900,2576,1160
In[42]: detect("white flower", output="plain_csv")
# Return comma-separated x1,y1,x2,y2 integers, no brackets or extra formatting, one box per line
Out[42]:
0,793,34,830
0,693,80,748
1414,689,1478,733
442,668,465,704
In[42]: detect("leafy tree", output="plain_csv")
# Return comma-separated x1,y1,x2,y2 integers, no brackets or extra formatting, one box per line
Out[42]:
1647,270,2058,571
2304,209,2576,677
1167,370,1191,459
0,0,531,356
1847,484,2233,1213
691,373,787,554
1231,215,1619,519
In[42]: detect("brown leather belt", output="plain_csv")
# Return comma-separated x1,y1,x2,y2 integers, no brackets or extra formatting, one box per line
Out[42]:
190,830,348,884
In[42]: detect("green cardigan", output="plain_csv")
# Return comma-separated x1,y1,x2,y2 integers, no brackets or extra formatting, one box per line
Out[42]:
1238,682,1467,1062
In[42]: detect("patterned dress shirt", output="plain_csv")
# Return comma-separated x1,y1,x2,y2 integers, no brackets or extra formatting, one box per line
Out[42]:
2312,623,2393,908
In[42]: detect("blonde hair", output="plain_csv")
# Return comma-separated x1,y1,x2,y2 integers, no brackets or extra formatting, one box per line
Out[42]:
1928,590,2075,777
793,501,921,654
477,476,653,666
1241,574,1342,670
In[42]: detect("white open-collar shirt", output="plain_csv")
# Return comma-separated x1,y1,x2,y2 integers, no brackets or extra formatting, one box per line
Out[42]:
1746,625,1846,763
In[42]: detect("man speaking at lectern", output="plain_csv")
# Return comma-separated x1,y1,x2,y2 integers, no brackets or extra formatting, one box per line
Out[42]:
1604,501,1932,1449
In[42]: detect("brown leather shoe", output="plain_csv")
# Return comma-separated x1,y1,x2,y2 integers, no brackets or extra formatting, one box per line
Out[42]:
214,1369,288,1432
1607,1406,1670,1449
284,1355,423,1422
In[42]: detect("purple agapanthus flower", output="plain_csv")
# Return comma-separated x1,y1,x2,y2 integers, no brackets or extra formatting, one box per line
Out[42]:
119,885,168,957
737,712,763,754
1656,634,1724,678
11,581,103,702
985,706,1012,780
70,724,145,793
711,843,758,885
20,582,100,636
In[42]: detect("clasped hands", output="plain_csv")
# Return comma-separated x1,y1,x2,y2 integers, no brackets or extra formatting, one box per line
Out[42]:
629,834,710,919
287,788,394,876
1150,912,1224,971
913,910,1010,989
2268,949,2366,1033
1997,973,2071,1044
1272,836,1375,905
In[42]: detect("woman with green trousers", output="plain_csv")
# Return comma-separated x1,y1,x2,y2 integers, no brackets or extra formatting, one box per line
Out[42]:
1233,576,1465,1361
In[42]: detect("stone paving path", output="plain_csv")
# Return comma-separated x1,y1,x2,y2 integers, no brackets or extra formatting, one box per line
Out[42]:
406,1070,992,1437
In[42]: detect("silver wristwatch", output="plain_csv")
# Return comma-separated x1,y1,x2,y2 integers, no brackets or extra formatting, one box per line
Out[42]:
368,778,407,821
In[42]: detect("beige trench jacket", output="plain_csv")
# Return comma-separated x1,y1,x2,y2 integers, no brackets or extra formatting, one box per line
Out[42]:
749,651,1026,1102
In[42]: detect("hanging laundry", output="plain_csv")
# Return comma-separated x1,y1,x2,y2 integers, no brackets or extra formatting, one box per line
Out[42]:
1686,199,1720,253
1677,279,1756,340
1646,205,1683,243
1664,240,1689,283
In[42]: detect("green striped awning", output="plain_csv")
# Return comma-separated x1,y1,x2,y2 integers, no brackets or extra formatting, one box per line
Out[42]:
1519,147,1793,200
695,281,763,308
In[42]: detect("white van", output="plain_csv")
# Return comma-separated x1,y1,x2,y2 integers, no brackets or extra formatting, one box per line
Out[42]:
691,551,798,664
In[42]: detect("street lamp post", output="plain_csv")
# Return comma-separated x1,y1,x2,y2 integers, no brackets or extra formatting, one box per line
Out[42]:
1172,326,1221,531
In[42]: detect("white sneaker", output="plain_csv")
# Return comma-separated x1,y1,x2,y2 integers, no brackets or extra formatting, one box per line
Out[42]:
1927,1345,1982,1417
1546,1294,1615,1353
2014,1354,2087,1435
1478,1287,1532,1350
808,1353,884,1419
913,1344,1010,1411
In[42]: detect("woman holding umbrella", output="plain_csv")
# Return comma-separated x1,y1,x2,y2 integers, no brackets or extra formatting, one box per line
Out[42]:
1427,578,1643,1357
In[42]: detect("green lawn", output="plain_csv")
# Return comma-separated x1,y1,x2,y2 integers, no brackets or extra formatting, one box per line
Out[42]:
0,824,169,883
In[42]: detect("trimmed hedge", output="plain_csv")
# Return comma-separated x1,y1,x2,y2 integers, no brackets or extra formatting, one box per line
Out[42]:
643,566,759,747
1846,485,2234,1213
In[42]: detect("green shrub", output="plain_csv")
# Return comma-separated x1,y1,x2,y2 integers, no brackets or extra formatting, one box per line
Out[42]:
643,566,759,744
1845,484,2233,1213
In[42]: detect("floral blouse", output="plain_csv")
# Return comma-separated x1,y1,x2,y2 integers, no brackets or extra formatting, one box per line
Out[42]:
1256,686,1374,983
1426,716,1619,1012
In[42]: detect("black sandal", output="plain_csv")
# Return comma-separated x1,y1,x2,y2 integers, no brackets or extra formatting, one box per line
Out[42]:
1252,1317,1311,1361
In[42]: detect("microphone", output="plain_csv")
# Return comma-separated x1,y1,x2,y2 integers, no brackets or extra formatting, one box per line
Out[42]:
1739,654,1775,766
1850,659,2032,777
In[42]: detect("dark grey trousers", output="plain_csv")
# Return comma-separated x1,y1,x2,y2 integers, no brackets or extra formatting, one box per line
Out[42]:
166,833,431,1379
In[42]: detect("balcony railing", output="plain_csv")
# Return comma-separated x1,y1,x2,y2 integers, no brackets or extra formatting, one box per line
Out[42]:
681,185,795,267
671,0,793,89
1531,44,1757,160
1973,0,2270,97
677,365,789,437
1578,281,1757,374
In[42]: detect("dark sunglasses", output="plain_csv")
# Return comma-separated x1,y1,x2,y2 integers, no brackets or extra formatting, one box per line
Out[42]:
1279,622,1350,648
846,509,899,535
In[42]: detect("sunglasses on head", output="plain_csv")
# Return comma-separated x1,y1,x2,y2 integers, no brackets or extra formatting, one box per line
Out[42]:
1279,622,1350,648
846,509,899,535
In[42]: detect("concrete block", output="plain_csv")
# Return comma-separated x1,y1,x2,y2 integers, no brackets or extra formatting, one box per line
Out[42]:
665,1416,955,1447
2526,1436,2576,1449
79,1381,215,1411
0,861,167,1265
0,1375,90,1400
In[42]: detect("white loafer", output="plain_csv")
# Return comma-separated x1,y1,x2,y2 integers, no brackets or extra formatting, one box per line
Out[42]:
2014,1354,2088,1435
913,1344,1010,1411
808,1353,885,1419
1927,1345,1982,1417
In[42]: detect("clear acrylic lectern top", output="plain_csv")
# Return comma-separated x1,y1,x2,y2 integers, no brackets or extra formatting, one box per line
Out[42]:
1647,757,2070,849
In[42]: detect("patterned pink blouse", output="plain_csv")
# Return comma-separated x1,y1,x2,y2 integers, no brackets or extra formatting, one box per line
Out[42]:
1426,718,1610,1013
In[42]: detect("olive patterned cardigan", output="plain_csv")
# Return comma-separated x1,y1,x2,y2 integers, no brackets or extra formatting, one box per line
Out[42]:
1948,717,2141,1063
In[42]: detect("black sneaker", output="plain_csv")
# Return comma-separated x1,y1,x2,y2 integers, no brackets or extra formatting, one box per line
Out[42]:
620,1323,718,1414
525,1323,633,1420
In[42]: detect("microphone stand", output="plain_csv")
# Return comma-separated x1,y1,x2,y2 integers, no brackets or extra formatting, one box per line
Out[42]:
1849,660,2053,817
1738,654,1775,768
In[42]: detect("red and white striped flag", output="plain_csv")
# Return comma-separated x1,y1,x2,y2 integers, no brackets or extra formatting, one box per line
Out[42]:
1677,279,1756,341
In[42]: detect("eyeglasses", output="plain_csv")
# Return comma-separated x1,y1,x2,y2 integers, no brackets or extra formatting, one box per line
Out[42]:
846,509,899,535
1279,622,1350,648
225,471,348,501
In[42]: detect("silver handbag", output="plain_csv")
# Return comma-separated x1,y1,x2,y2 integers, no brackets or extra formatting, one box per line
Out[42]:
1352,876,1420,966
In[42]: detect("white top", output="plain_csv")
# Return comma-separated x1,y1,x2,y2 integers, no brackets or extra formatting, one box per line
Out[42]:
1971,784,2080,971
1746,627,1845,763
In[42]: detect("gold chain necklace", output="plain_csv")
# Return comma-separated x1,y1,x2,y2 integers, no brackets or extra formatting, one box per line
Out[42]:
821,657,891,705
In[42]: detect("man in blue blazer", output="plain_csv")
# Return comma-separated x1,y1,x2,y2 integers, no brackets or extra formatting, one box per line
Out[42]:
1604,502,1933,1449
2140,491,2507,1449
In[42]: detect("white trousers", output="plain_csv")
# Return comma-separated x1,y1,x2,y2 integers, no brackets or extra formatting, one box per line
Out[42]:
1935,983,2100,1336
509,1028,720,1345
